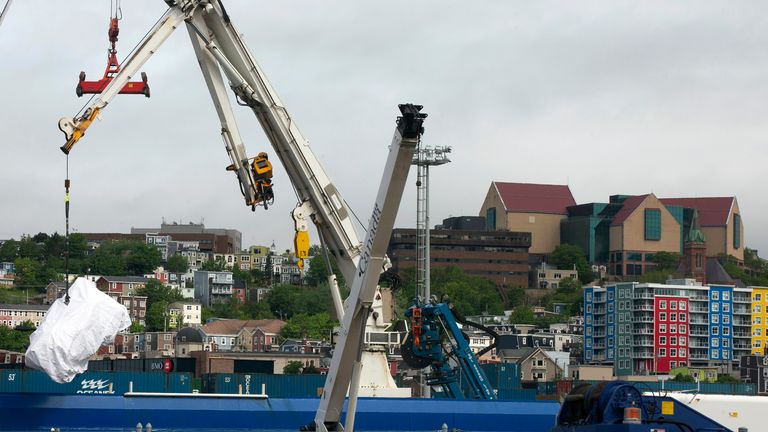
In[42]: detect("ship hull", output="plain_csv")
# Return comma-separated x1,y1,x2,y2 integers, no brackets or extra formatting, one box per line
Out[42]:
0,393,558,431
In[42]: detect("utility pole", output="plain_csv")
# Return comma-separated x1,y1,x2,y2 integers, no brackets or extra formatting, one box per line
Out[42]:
411,144,451,398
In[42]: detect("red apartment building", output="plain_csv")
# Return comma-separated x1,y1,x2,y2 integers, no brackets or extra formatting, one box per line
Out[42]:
652,296,690,373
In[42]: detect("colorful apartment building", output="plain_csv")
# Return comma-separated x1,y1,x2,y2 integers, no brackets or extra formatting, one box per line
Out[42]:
584,280,754,375
751,286,768,354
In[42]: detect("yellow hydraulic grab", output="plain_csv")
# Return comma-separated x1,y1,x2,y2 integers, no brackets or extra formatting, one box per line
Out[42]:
250,152,274,209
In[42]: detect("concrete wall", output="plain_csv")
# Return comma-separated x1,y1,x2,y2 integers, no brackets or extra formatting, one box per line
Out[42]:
505,213,565,254
726,200,744,261
479,185,507,230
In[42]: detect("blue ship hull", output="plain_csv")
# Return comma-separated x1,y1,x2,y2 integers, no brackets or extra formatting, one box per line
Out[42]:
0,393,559,431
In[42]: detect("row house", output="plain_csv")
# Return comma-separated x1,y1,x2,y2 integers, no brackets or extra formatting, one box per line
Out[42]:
144,266,170,284
167,301,202,328
584,279,754,376
145,331,177,356
105,293,148,325
96,276,149,296
0,270,14,287
202,319,286,352
193,271,233,306
0,304,49,328
0,350,24,365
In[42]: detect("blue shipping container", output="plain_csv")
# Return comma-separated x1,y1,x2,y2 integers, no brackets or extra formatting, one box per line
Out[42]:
0,370,23,393
496,388,537,401
0,371,192,395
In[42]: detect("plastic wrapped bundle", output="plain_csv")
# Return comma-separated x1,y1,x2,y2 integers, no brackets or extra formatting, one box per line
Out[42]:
25,277,131,383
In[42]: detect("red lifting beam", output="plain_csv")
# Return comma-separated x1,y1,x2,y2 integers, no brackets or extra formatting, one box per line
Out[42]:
76,18,150,98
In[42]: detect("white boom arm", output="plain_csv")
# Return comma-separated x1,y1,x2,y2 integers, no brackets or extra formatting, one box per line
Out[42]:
58,0,363,284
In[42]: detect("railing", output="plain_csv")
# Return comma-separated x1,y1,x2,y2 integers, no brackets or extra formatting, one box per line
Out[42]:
690,331,709,336
732,307,750,315
593,308,606,315
633,294,654,299
634,351,653,358
593,297,606,303
632,328,654,335
632,339,654,347
689,319,709,324
633,317,655,323
733,331,751,338
689,295,708,301
592,343,606,349
689,353,709,360
690,307,709,313
594,320,606,326
689,342,709,348
633,304,655,311
733,296,751,304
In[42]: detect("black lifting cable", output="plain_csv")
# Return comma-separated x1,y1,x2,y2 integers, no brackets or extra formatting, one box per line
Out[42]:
64,155,71,305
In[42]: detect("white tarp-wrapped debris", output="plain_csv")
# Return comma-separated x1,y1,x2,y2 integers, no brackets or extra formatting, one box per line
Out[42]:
25,277,131,383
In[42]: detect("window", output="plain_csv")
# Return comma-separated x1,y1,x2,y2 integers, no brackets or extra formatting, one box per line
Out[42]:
680,326,686,334
712,327,719,335
723,327,730,336
586,305,593,313
723,338,729,347
645,209,662,241
680,337,686,346
680,302,686,311
680,313,686,321
756,294,763,302
755,328,763,336
756,305,763,313
679,348,686,357
723,303,730,312
756,340,763,348
486,207,496,230
587,292,593,302
712,338,719,348
671,313,677,322
723,292,730,301
660,300,667,309
671,348,677,357
659,348,667,357
734,214,741,249
608,292,614,300
723,315,729,324
713,351,719,359
712,315,719,324
671,301,677,310
660,324,667,333
671,337,677,345
712,291,719,300
670,361,677,369
660,336,667,345
712,303,719,312
723,351,730,359
660,313,667,321
670,325,677,333
756,317,762,325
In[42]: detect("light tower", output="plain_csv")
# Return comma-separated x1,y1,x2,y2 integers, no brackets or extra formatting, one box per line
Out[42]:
411,144,450,398
412,145,451,301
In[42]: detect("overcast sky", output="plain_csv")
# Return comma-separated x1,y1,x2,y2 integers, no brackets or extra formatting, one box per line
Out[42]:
1,1,767,255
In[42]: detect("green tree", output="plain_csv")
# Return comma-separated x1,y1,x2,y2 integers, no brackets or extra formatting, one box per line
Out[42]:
280,312,335,340
0,239,19,262
283,361,303,374
304,248,346,288
13,257,40,289
671,373,695,383
136,278,183,306
508,305,535,324
0,325,31,352
201,257,226,271
129,322,146,333
126,242,162,275
650,252,681,271
17,236,41,260
145,300,170,331
716,374,739,384
302,362,321,374
550,244,594,284
88,241,127,275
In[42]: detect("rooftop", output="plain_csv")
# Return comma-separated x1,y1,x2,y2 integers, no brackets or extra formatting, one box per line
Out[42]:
493,182,576,215
659,197,736,227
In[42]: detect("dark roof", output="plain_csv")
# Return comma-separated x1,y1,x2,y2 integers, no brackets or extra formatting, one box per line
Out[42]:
493,182,576,215
659,197,735,227
497,347,536,362
202,319,286,336
98,276,149,283
0,304,49,311
176,327,204,343
610,195,649,226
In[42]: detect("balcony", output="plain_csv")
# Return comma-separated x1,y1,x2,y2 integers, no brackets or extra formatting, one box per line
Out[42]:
594,331,606,337
633,293,654,300
689,295,708,302
733,343,751,350
733,296,751,304
689,318,709,325
733,332,751,338
634,350,653,358
593,308,606,315
594,319,606,326
633,304,654,311
689,341,709,348
593,296,606,304
690,330,709,336
633,317,655,323
632,327,654,335
734,319,752,327
633,338,654,347
690,306,709,313
689,353,709,360
733,306,750,315
593,343,606,349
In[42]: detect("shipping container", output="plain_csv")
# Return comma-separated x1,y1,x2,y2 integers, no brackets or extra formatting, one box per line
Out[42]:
202,373,239,394
174,357,196,374
87,360,112,372
112,359,145,372
0,370,193,395
0,370,23,393
480,363,521,390
496,388,537,400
